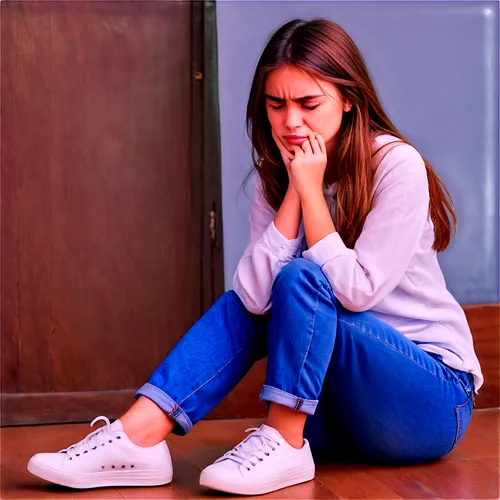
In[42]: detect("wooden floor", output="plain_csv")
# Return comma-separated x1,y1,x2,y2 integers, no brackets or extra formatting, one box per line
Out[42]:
2,409,499,499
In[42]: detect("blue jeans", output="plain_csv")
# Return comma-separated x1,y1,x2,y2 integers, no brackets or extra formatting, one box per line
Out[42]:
136,258,474,464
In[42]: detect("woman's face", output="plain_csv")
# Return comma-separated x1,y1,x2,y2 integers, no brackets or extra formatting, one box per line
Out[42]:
264,65,350,154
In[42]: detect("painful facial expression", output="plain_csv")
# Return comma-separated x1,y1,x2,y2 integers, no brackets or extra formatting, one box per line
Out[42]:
264,65,351,154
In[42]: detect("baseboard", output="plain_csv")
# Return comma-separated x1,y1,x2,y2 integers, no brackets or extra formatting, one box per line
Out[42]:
1,390,137,427
463,303,499,409
0,360,269,427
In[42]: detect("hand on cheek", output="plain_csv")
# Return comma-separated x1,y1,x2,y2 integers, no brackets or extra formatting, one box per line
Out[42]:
287,132,327,199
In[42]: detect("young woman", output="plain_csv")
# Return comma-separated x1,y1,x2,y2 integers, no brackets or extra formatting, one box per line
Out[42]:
27,17,483,496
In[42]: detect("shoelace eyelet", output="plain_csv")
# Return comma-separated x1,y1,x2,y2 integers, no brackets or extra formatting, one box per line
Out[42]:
108,440,113,443
258,458,263,461
92,446,97,450
265,452,269,456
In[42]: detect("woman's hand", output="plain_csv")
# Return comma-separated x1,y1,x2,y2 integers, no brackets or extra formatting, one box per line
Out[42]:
272,130,327,199
288,133,327,200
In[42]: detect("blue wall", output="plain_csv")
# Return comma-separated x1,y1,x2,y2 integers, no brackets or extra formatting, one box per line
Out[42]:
216,1,499,305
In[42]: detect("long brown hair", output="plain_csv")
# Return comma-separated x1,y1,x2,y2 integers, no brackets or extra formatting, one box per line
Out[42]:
244,18,456,251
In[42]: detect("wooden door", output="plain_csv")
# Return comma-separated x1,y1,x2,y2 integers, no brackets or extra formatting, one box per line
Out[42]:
1,0,224,425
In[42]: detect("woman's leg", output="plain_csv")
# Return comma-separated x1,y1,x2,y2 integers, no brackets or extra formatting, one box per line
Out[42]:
261,258,338,448
199,259,339,495
306,304,474,464
132,289,269,437
120,395,175,447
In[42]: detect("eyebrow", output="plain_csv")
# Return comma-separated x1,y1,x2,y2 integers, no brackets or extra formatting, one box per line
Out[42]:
264,94,325,102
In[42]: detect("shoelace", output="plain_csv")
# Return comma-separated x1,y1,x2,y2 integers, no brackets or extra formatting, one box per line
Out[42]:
59,416,117,459
215,427,280,471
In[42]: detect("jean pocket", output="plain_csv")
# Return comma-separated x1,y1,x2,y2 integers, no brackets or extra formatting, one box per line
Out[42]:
452,398,473,449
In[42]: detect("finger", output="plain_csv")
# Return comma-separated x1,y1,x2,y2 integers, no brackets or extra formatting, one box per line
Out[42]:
292,144,303,156
308,133,320,155
313,133,325,156
302,138,312,154
272,130,293,160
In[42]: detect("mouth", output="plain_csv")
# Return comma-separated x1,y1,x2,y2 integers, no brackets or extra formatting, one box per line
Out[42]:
284,135,308,145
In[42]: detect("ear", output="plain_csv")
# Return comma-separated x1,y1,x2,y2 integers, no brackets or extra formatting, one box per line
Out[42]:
343,101,352,112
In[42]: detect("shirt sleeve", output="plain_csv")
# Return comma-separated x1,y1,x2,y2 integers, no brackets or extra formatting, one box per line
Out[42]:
302,144,430,312
233,180,304,314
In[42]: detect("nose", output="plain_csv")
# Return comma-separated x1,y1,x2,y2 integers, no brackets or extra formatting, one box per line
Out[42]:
284,106,304,130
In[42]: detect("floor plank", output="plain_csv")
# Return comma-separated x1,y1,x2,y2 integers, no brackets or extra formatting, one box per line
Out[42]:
315,465,404,499
2,409,498,499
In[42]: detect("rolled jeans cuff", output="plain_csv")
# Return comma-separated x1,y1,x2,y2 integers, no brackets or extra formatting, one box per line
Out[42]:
135,382,193,436
259,384,318,415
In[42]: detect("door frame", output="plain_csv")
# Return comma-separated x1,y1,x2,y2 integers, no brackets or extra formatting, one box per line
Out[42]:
192,0,225,314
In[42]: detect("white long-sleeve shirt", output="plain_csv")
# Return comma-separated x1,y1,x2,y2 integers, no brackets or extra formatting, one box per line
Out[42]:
233,134,483,392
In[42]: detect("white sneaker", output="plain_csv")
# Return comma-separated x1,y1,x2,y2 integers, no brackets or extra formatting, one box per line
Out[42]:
199,424,315,495
27,416,173,489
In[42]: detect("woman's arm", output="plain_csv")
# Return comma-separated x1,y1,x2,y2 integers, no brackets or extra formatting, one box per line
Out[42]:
302,144,430,312
274,185,302,239
301,190,336,249
233,181,303,315
284,132,334,248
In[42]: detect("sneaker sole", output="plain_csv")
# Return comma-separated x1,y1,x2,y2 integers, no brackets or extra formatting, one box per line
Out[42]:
27,457,173,489
199,464,315,496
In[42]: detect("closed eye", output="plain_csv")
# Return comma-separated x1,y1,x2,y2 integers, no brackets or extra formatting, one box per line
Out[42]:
270,104,320,111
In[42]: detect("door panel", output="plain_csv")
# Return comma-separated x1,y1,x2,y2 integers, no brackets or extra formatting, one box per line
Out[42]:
1,0,206,423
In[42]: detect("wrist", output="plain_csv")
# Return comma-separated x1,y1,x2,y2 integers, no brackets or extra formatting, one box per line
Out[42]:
286,185,301,203
300,188,324,208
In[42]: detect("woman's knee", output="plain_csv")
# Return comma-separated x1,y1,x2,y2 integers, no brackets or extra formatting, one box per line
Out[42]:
273,258,324,290
271,258,336,305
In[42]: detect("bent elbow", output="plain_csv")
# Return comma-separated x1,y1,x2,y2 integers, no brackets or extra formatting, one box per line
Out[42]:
234,289,270,315
246,300,271,315
233,276,270,316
